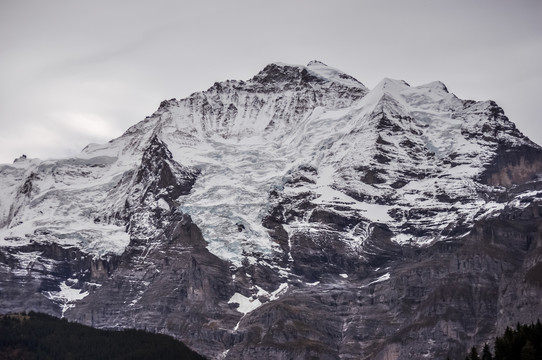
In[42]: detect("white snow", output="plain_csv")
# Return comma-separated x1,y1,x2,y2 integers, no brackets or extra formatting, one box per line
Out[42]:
306,60,367,90
270,282,289,300
228,293,263,315
0,151,135,259
363,272,391,287
157,198,170,211
9,251,43,276
162,73,534,258
228,282,289,315
175,136,288,265
218,350,230,359
392,233,415,246
1,62,535,271
0,220,130,258
44,280,89,317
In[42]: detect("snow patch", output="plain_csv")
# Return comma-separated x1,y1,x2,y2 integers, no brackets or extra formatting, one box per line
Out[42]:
228,293,262,315
362,272,391,287
228,282,289,316
44,280,89,317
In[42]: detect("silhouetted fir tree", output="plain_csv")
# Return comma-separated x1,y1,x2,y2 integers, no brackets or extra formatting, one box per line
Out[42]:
467,346,480,360
520,340,536,360
481,343,492,360
468,321,542,360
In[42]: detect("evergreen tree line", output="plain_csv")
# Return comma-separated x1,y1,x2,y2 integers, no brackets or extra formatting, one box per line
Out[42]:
0,312,207,360
463,321,542,360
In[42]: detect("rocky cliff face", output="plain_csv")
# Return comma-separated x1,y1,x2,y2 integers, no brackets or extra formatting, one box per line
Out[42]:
1,61,542,359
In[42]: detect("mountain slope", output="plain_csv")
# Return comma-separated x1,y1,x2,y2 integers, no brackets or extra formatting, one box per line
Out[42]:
1,61,542,359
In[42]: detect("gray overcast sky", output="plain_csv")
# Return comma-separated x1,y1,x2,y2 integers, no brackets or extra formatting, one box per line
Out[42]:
1,0,541,163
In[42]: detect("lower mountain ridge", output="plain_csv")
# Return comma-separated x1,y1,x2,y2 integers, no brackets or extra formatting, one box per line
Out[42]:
0,312,207,359
1,61,542,359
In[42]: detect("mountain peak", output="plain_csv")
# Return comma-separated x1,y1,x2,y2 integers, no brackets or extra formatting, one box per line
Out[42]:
248,62,320,90
376,77,410,89
250,61,367,92
13,154,27,163
306,60,328,67
415,80,449,93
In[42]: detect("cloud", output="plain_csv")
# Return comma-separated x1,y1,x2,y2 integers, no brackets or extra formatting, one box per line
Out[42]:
50,112,119,139
1,0,541,164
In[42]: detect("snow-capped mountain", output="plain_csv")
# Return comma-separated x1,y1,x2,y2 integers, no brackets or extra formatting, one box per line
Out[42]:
1,61,542,359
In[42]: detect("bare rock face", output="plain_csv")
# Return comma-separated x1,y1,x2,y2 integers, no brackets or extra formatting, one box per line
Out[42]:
68,212,240,356
1,61,542,359
223,196,542,360
482,144,542,187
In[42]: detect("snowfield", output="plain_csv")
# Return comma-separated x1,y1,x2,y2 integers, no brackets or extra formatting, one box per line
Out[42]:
0,61,538,267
